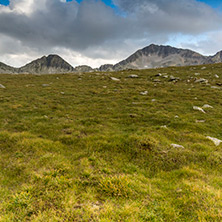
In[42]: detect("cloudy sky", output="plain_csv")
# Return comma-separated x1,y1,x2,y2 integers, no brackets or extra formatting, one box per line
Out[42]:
0,0,222,68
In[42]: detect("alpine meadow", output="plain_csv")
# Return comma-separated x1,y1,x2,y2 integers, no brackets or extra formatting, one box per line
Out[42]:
1,0,222,221
0,63,222,221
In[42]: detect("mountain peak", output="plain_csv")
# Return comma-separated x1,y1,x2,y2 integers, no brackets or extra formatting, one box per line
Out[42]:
114,44,208,70
19,54,75,74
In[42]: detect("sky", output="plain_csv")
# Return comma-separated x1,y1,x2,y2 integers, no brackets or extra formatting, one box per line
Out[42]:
0,0,222,68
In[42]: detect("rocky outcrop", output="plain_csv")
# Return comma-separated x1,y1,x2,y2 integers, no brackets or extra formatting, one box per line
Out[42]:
99,64,114,71
75,65,94,72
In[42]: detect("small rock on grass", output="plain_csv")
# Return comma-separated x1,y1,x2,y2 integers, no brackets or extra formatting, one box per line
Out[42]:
110,77,120,81
140,91,148,95
128,74,138,78
171,144,184,149
0,84,6,89
193,106,206,113
206,136,222,146
202,104,213,109
195,120,205,123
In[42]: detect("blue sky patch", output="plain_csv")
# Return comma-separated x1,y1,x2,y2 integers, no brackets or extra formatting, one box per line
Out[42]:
0,0,9,6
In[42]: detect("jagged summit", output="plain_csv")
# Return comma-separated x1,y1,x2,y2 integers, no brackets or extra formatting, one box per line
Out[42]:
19,54,76,74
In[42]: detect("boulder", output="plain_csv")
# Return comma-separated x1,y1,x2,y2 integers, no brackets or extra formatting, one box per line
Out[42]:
0,84,6,89
171,144,184,149
110,77,120,81
206,136,222,146
193,106,206,113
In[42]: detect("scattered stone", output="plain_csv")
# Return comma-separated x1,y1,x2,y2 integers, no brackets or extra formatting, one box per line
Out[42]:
201,67,206,70
211,86,220,89
161,125,168,129
206,136,222,146
193,106,206,113
153,79,161,82
169,75,180,82
128,74,139,78
171,144,184,149
140,91,148,95
195,73,200,76
42,84,50,87
215,74,219,78
61,92,65,94
163,75,169,78
195,78,208,84
195,120,205,123
155,73,162,77
175,115,179,118
103,86,107,88
110,77,120,81
0,84,6,89
151,99,156,102
202,104,213,109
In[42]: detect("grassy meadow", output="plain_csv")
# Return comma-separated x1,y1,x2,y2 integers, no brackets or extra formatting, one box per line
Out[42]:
0,64,222,221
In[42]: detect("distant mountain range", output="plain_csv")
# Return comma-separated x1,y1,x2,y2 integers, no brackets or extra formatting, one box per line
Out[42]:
1,44,222,74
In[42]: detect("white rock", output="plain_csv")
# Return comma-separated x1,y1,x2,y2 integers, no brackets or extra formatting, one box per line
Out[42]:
161,125,167,129
193,106,206,113
42,84,50,87
110,77,120,81
206,136,222,146
0,84,6,89
128,74,138,78
175,115,179,118
151,99,156,102
201,67,206,70
195,120,205,123
215,74,219,78
103,86,107,88
195,78,208,84
211,86,220,89
171,144,184,149
140,91,148,95
202,104,213,109
195,73,200,76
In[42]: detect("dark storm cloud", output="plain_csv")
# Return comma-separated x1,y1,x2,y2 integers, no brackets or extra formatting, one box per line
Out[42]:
0,0,221,67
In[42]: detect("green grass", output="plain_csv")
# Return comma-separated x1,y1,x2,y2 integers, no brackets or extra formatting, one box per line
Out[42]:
0,64,222,221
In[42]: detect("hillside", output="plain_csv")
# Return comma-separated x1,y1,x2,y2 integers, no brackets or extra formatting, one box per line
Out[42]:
0,64,222,221
0,62,18,74
113,44,216,70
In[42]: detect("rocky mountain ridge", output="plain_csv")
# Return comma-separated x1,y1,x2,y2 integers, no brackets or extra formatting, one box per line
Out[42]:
1,44,222,74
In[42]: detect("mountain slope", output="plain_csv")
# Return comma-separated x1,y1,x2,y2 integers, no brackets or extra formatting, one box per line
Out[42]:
19,54,76,74
113,44,211,70
0,62,18,74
